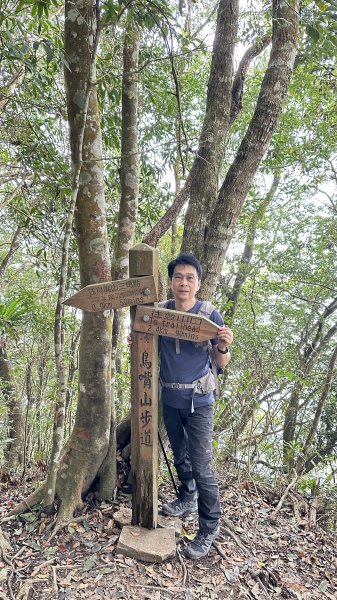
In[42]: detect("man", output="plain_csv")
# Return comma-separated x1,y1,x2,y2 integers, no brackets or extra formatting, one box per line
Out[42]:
160,253,233,560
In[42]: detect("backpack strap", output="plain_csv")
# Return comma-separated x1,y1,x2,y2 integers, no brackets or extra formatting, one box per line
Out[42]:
196,300,221,398
193,301,216,352
197,300,216,319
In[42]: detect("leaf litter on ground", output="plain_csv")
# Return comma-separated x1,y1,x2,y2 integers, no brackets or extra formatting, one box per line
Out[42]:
0,466,336,599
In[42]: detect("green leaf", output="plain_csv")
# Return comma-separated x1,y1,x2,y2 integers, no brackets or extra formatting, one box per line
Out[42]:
19,513,37,523
329,33,337,46
306,24,320,42
314,0,328,10
37,2,44,19
99,567,115,574
82,556,97,571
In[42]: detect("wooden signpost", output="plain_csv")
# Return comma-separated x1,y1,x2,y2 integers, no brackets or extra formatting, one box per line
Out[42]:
63,275,157,312
133,305,220,342
129,244,159,530
63,245,160,530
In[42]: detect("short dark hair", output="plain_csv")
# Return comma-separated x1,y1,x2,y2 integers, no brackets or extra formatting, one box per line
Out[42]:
167,253,202,279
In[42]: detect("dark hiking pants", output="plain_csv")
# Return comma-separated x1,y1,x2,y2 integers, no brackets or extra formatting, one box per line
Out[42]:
162,403,221,533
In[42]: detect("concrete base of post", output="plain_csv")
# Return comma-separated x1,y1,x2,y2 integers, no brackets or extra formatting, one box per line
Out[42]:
117,524,177,562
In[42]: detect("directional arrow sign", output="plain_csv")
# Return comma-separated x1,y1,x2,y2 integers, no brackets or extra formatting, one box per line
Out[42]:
64,275,158,312
133,305,220,342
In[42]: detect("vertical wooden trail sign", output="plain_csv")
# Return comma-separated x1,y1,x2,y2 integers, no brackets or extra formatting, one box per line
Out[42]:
129,243,159,529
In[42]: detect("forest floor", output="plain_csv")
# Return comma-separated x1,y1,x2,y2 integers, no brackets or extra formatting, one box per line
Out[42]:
0,466,336,600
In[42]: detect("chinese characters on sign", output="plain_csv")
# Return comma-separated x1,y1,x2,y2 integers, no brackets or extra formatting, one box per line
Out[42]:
138,344,154,451
133,305,220,342
63,275,158,312
89,279,146,311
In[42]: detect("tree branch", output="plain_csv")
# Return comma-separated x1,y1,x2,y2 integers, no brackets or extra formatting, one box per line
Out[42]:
230,34,271,125
296,344,337,474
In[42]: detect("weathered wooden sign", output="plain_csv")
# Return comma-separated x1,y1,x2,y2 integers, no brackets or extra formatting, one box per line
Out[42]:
63,275,158,312
133,305,220,342
129,244,159,530
131,331,158,518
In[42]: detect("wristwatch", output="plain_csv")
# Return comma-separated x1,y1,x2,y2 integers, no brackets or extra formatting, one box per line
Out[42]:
217,346,229,354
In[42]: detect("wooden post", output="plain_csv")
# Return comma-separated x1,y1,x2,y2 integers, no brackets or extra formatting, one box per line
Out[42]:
129,243,159,529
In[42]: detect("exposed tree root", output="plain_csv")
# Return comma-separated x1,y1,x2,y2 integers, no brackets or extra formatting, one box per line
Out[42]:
3,475,83,537
0,526,15,600
47,510,86,540
5,484,46,518
308,496,319,528
270,469,297,520
221,517,253,557
46,483,84,538
176,546,188,587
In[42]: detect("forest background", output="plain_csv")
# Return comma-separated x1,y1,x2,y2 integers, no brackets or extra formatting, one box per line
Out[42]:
0,0,337,535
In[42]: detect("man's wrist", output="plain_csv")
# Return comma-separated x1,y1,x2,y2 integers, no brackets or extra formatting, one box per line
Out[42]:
217,345,229,354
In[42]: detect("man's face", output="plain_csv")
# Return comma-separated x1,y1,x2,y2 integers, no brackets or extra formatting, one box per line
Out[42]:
169,264,200,302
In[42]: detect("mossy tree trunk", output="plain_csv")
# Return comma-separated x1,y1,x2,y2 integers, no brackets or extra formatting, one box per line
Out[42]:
53,0,113,523
98,20,140,499
1,336,24,469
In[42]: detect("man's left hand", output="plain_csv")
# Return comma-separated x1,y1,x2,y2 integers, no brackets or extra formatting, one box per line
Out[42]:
217,325,233,351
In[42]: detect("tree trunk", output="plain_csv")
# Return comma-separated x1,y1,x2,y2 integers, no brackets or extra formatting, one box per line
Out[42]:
143,31,270,250
225,173,280,325
283,302,337,470
0,225,22,280
49,0,113,527
182,0,239,258
295,344,337,475
43,195,81,508
304,429,337,474
97,21,141,500
1,336,24,468
282,381,303,470
0,66,25,113
113,22,139,281
186,0,299,298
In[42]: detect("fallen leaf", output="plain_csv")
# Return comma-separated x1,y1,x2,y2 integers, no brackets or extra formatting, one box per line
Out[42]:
83,556,97,571
224,567,240,584
38,521,46,534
